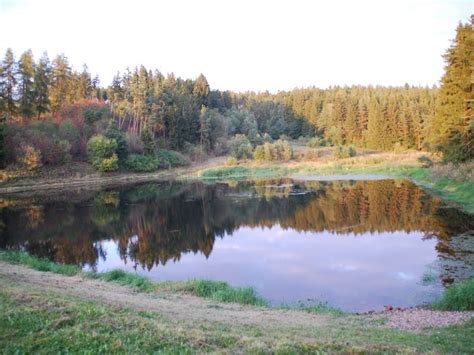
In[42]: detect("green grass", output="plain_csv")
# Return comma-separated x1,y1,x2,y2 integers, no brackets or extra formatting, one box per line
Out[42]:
434,278,474,311
86,269,156,292
402,167,474,214
0,251,266,307
2,288,474,354
0,250,80,276
0,291,202,353
199,165,288,180
156,279,267,306
2,252,474,353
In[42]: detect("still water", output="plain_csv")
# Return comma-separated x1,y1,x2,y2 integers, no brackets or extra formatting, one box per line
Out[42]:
1,179,473,311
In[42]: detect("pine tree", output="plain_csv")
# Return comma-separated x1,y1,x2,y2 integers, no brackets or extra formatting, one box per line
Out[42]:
432,17,473,162
34,52,51,119
18,50,36,119
49,54,72,113
0,48,18,120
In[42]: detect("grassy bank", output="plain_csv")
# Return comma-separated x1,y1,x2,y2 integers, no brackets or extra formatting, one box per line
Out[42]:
0,251,266,307
1,252,474,353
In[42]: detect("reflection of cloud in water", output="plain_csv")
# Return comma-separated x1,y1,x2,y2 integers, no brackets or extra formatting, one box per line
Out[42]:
99,224,442,311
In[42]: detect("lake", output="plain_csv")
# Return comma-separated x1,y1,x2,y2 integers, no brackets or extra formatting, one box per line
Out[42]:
1,178,473,312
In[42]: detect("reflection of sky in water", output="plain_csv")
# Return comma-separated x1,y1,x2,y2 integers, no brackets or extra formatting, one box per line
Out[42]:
91,225,442,312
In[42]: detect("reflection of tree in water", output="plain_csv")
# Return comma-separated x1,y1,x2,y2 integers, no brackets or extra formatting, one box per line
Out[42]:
0,179,472,279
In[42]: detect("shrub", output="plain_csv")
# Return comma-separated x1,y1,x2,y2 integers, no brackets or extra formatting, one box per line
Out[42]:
125,154,160,172
418,155,434,168
105,120,128,164
253,140,293,161
253,145,265,161
229,134,253,159
334,145,356,159
57,140,72,164
58,120,81,156
87,135,118,172
94,154,119,172
155,150,189,168
225,157,237,166
19,145,42,170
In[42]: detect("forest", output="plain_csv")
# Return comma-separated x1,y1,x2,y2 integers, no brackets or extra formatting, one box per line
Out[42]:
0,18,472,174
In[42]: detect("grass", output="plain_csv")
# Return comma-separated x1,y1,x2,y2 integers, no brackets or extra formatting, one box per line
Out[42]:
402,167,474,214
2,252,474,353
0,291,203,353
0,250,266,307
434,278,474,311
0,250,80,276
86,269,156,292
2,288,474,354
156,279,267,306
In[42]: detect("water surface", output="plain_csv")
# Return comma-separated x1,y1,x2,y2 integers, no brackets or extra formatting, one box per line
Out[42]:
1,179,473,311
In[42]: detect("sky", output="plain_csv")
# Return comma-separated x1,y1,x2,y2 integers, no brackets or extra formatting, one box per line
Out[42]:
0,0,472,92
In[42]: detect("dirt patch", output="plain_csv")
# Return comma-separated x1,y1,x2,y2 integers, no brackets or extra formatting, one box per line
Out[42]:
369,308,474,331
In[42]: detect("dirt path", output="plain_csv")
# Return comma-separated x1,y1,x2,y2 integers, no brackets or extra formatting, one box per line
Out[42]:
1,261,472,332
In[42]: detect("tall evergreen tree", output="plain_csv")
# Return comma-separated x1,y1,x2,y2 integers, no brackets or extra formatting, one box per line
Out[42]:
432,17,474,162
34,52,51,119
0,48,18,120
18,50,36,119
49,54,72,113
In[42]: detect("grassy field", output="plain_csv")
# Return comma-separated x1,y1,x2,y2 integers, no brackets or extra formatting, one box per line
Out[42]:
1,251,474,353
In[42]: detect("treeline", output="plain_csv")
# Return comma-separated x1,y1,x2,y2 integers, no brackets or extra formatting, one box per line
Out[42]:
0,16,471,170
0,49,104,121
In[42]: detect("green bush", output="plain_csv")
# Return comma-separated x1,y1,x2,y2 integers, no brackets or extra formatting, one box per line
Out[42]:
229,134,253,159
155,150,188,168
434,279,474,311
334,145,356,159
125,154,160,172
94,154,119,172
87,135,119,172
58,140,72,164
105,120,128,164
253,140,293,161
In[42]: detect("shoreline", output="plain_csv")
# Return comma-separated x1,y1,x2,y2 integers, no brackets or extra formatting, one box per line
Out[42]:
0,153,472,214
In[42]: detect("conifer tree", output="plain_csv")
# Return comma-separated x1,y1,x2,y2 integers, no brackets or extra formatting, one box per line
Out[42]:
432,17,473,162
18,50,36,119
0,48,18,120
34,52,51,119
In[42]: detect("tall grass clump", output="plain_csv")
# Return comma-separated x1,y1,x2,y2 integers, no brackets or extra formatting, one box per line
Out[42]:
183,280,267,306
87,269,155,292
434,279,474,311
0,250,80,276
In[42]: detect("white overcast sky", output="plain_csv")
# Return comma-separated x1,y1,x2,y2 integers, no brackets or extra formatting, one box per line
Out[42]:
0,0,472,92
